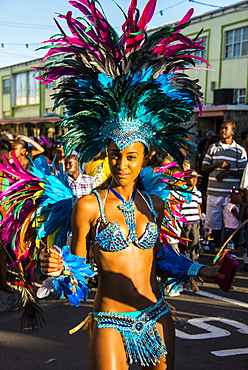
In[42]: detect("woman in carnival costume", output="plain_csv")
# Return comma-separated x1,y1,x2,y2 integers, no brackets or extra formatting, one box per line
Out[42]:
0,1,224,369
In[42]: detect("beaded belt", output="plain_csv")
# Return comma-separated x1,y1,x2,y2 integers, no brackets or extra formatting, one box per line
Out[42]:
96,297,170,367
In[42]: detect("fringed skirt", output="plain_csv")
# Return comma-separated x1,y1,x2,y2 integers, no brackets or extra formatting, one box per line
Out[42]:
93,297,170,367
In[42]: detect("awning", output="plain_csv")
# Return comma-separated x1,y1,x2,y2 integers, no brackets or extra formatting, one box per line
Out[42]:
0,116,61,125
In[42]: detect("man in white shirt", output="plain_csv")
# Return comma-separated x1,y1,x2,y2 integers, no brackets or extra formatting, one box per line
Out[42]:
202,121,247,251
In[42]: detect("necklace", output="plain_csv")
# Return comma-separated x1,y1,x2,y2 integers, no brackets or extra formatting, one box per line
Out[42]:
109,185,137,243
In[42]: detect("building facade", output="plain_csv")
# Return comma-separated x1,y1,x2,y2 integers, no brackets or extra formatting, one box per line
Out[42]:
0,57,62,139
180,0,248,135
0,1,247,139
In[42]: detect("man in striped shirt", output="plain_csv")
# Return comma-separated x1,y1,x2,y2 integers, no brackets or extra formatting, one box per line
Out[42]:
202,121,247,250
181,171,202,260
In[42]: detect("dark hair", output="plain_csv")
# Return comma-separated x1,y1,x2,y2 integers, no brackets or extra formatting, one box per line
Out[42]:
222,121,236,132
65,154,78,161
241,130,248,141
51,140,64,149
0,140,12,164
207,135,220,149
0,139,12,152
14,139,29,151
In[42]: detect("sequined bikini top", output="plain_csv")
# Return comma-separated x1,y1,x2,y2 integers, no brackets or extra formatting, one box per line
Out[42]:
92,189,159,252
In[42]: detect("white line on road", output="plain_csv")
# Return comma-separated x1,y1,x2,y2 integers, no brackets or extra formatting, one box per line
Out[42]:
211,348,248,357
196,290,248,309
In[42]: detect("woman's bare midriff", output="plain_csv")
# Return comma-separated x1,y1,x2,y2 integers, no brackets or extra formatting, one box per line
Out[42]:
92,243,161,313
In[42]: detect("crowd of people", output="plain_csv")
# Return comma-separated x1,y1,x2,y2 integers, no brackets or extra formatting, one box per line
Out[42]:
1,121,247,296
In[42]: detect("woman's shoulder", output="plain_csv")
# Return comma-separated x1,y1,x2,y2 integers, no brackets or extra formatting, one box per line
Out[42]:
75,192,99,212
76,189,107,209
146,193,164,214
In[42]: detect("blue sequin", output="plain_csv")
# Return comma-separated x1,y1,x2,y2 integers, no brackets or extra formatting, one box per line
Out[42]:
93,190,159,251
95,297,170,367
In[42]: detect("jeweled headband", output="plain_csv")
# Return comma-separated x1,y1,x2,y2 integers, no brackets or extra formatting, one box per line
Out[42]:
36,0,209,165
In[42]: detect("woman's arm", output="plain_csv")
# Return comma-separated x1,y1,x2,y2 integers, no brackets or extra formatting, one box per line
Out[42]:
71,194,97,258
16,135,45,157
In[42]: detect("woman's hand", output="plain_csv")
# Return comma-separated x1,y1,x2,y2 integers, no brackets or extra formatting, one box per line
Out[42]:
40,247,64,277
198,266,225,283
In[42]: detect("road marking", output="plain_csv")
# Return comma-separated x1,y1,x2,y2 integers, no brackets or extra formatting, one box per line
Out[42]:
211,348,248,357
196,290,248,309
176,317,248,340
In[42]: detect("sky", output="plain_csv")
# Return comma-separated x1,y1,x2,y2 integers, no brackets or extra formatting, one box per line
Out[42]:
0,0,241,68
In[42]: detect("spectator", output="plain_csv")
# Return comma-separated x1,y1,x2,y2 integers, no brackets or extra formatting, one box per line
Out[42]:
15,135,45,158
234,131,242,145
240,161,248,191
225,187,248,269
65,155,96,198
198,135,220,213
163,165,188,254
49,140,65,171
241,130,248,155
180,170,202,260
195,129,203,144
206,130,216,139
222,188,243,249
85,150,111,187
11,135,44,169
202,121,247,251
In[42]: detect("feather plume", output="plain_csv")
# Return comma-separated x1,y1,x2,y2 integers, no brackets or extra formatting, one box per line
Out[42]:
0,152,76,265
34,0,208,165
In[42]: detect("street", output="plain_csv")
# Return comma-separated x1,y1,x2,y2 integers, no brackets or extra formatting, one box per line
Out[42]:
0,251,247,370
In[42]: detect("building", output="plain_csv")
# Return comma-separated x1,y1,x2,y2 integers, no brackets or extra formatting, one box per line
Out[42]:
174,0,248,134
0,1,247,138
0,56,63,139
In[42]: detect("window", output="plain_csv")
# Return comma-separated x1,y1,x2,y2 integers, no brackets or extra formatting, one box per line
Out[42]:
13,71,40,106
236,88,246,104
192,37,207,64
13,73,27,106
28,71,40,104
3,79,10,94
225,27,248,58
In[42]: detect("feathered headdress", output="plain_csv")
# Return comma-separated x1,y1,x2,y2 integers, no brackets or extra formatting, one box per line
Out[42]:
35,0,209,164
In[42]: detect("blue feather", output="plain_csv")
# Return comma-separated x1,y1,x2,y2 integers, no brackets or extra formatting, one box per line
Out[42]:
51,246,95,307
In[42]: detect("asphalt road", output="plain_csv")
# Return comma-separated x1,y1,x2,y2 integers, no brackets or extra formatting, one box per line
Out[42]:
0,251,247,370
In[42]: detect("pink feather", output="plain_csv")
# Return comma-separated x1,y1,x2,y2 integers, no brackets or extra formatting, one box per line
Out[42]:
175,8,194,32
138,0,157,29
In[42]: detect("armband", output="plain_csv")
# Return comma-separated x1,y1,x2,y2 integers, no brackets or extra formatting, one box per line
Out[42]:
37,246,95,307
187,262,204,276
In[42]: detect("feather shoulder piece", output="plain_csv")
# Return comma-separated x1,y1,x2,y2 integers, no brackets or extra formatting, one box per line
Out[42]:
0,152,76,266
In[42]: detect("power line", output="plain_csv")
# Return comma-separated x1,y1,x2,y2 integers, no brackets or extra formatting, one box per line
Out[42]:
155,0,188,17
189,0,222,8
0,0,225,45
0,51,38,58
0,20,55,30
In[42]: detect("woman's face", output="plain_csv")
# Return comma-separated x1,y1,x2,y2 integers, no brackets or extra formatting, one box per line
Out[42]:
11,142,26,159
108,140,146,186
